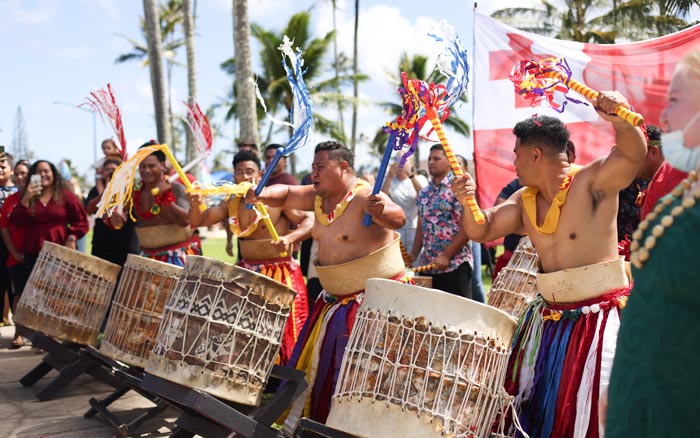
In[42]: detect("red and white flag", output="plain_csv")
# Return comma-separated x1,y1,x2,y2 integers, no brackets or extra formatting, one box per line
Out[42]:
473,12,700,207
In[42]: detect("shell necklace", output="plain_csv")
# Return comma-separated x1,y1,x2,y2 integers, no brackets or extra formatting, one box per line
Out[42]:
630,170,699,269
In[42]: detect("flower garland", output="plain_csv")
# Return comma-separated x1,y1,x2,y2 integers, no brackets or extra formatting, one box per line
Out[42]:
227,195,263,237
133,182,176,219
314,180,370,226
521,165,582,234
630,170,699,269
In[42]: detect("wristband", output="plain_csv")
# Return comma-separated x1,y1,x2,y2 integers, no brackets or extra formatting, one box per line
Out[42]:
408,173,415,179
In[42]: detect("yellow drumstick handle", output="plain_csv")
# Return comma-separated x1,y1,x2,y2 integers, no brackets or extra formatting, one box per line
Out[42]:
547,72,644,127
255,202,288,257
425,108,486,225
157,144,206,212
413,263,436,274
399,240,413,266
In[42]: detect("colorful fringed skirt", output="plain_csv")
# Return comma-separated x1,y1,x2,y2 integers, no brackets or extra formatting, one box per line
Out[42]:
281,236,409,432
139,234,202,267
238,256,309,365
505,259,631,438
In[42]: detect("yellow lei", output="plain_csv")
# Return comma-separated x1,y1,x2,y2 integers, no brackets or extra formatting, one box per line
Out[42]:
522,165,582,234
226,181,264,237
315,180,370,226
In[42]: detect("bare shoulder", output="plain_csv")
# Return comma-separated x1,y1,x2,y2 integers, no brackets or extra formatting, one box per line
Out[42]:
171,182,187,196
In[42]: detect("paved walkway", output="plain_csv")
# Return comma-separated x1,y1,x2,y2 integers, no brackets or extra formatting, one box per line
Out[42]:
0,325,180,438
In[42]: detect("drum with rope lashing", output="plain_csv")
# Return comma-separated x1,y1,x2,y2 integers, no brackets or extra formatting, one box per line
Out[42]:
13,242,121,345
145,255,296,406
100,254,182,368
327,278,517,438
487,237,539,320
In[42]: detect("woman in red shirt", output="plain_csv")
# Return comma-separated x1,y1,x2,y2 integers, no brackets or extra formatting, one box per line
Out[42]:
0,160,29,347
8,160,89,299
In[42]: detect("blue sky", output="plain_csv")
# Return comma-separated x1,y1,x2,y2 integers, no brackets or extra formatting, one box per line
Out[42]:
0,0,516,182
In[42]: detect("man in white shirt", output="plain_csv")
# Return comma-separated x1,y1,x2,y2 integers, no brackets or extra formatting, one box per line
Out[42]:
381,153,427,259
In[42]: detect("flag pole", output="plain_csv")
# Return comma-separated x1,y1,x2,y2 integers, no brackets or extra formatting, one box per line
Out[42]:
471,2,481,200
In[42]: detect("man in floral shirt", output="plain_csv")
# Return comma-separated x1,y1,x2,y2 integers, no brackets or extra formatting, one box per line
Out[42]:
411,144,472,298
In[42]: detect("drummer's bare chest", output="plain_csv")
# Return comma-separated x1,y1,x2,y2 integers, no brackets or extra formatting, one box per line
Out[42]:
312,200,365,244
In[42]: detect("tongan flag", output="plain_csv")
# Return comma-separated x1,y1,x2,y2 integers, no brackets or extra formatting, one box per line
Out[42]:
473,12,700,208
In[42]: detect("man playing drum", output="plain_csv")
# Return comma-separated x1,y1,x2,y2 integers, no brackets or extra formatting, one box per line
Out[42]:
188,149,312,365
451,91,646,438
245,140,409,427
112,142,202,266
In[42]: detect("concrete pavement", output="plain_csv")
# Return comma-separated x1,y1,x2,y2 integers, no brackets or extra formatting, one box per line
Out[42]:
0,324,180,438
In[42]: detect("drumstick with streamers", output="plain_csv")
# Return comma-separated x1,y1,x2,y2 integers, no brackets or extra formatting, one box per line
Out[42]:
151,101,213,212
82,83,129,161
510,57,644,126
249,35,313,207
362,72,422,227
412,22,485,224
97,143,197,218
188,181,288,257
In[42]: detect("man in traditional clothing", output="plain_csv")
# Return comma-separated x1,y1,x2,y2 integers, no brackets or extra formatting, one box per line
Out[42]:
245,140,408,428
451,92,646,438
188,149,312,365
112,143,201,266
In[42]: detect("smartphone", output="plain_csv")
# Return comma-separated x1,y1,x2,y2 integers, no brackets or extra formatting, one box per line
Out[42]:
30,175,41,187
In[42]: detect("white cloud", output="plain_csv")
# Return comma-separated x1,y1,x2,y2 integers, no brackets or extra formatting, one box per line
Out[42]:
3,0,58,26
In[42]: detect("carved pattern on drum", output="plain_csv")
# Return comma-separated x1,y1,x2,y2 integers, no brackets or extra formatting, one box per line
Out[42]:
146,256,295,406
488,237,540,320
13,242,120,345
334,308,512,438
100,255,182,368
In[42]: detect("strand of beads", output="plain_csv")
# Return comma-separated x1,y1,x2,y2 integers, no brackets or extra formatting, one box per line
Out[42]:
630,170,699,269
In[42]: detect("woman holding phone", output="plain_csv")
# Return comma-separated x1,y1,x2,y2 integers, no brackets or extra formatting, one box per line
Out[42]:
9,160,89,296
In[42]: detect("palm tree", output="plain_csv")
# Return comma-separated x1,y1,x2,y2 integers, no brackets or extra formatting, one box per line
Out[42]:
327,0,345,137
233,0,260,152
491,1,617,43
183,0,198,173
370,52,471,166
609,0,700,39
142,0,173,146
350,0,360,154
221,11,364,174
492,0,700,43
118,1,185,150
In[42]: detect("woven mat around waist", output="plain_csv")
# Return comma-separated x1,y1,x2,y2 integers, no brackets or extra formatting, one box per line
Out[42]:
537,258,630,303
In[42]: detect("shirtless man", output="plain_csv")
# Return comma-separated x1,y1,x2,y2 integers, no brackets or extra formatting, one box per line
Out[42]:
188,150,312,364
452,92,646,438
112,144,201,266
245,140,407,427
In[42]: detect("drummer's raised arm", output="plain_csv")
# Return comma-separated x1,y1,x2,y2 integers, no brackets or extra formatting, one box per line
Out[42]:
245,184,316,212
452,173,525,243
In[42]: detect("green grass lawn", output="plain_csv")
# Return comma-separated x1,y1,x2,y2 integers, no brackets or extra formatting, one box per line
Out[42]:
200,236,237,263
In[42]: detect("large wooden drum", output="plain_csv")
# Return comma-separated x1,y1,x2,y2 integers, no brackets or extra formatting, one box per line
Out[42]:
14,242,121,345
327,279,517,438
145,256,296,406
487,237,539,320
100,255,182,368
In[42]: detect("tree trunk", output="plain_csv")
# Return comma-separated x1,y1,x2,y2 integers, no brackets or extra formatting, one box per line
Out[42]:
143,0,172,146
183,0,199,177
350,0,359,154
233,0,260,154
332,0,345,139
